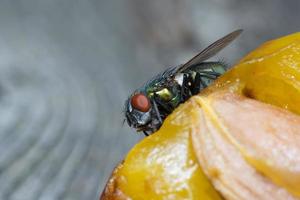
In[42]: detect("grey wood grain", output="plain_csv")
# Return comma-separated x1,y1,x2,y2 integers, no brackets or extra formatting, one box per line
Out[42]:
0,0,298,199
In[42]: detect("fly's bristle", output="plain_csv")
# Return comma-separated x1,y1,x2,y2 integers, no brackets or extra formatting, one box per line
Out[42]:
218,58,230,70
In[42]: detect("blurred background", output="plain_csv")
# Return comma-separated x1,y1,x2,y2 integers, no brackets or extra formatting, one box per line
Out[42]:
0,0,298,199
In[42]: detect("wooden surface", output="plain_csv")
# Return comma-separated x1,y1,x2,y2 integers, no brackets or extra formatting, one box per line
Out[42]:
0,0,299,199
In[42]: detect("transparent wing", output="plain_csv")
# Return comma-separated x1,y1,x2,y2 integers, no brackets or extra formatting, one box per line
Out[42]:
177,29,243,73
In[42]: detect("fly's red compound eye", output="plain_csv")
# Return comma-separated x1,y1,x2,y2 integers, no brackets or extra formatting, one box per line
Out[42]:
130,93,151,112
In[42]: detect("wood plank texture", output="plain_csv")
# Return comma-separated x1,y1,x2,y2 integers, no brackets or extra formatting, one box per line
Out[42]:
0,0,298,199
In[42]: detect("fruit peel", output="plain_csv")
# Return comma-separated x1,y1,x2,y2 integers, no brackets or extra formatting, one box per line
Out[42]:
205,32,300,115
108,99,223,200
192,91,300,199
101,32,300,200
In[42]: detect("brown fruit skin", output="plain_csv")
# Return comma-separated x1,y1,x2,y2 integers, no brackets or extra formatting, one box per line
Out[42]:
100,163,129,200
192,92,299,200
101,32,300,199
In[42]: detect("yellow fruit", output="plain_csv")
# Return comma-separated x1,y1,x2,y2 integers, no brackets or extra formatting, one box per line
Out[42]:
101,99,223,200
192,92,300,199
101,32,300,199
201,32,300,197
206,32,300,115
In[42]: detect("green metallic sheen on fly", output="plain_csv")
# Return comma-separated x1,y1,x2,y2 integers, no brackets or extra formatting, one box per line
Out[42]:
125,29,242,136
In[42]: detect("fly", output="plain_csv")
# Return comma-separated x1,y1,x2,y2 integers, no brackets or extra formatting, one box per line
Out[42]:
125,29,242,136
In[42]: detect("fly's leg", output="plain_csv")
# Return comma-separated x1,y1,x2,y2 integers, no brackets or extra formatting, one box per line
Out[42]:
151,99,163,124
143,131,149,136
148,99,164,134
199,73,219,79
153,94,172,114
192,72,202,95
191,71,220,95
180,73,193,101
181,71,219,98
180,74,188,101
141,95,174,136
199,68,222,81
202,71,221,77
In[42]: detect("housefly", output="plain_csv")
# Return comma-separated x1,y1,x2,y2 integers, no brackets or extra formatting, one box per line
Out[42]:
125,29,242,136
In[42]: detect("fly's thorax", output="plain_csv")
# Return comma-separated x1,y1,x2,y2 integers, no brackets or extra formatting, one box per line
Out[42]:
147,82,181,109
155,88,173,101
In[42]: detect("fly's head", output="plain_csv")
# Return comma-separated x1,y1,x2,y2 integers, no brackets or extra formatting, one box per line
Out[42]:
125,93,153,132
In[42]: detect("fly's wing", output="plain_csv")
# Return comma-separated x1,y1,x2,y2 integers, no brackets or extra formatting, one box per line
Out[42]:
177,29,243,73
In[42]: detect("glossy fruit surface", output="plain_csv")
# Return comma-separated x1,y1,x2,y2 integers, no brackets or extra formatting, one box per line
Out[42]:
102,98,222,200
101,32,300,200
206,32,300,115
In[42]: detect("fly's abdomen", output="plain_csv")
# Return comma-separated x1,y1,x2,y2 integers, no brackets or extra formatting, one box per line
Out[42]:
192,61,226,74
187,62,226,93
